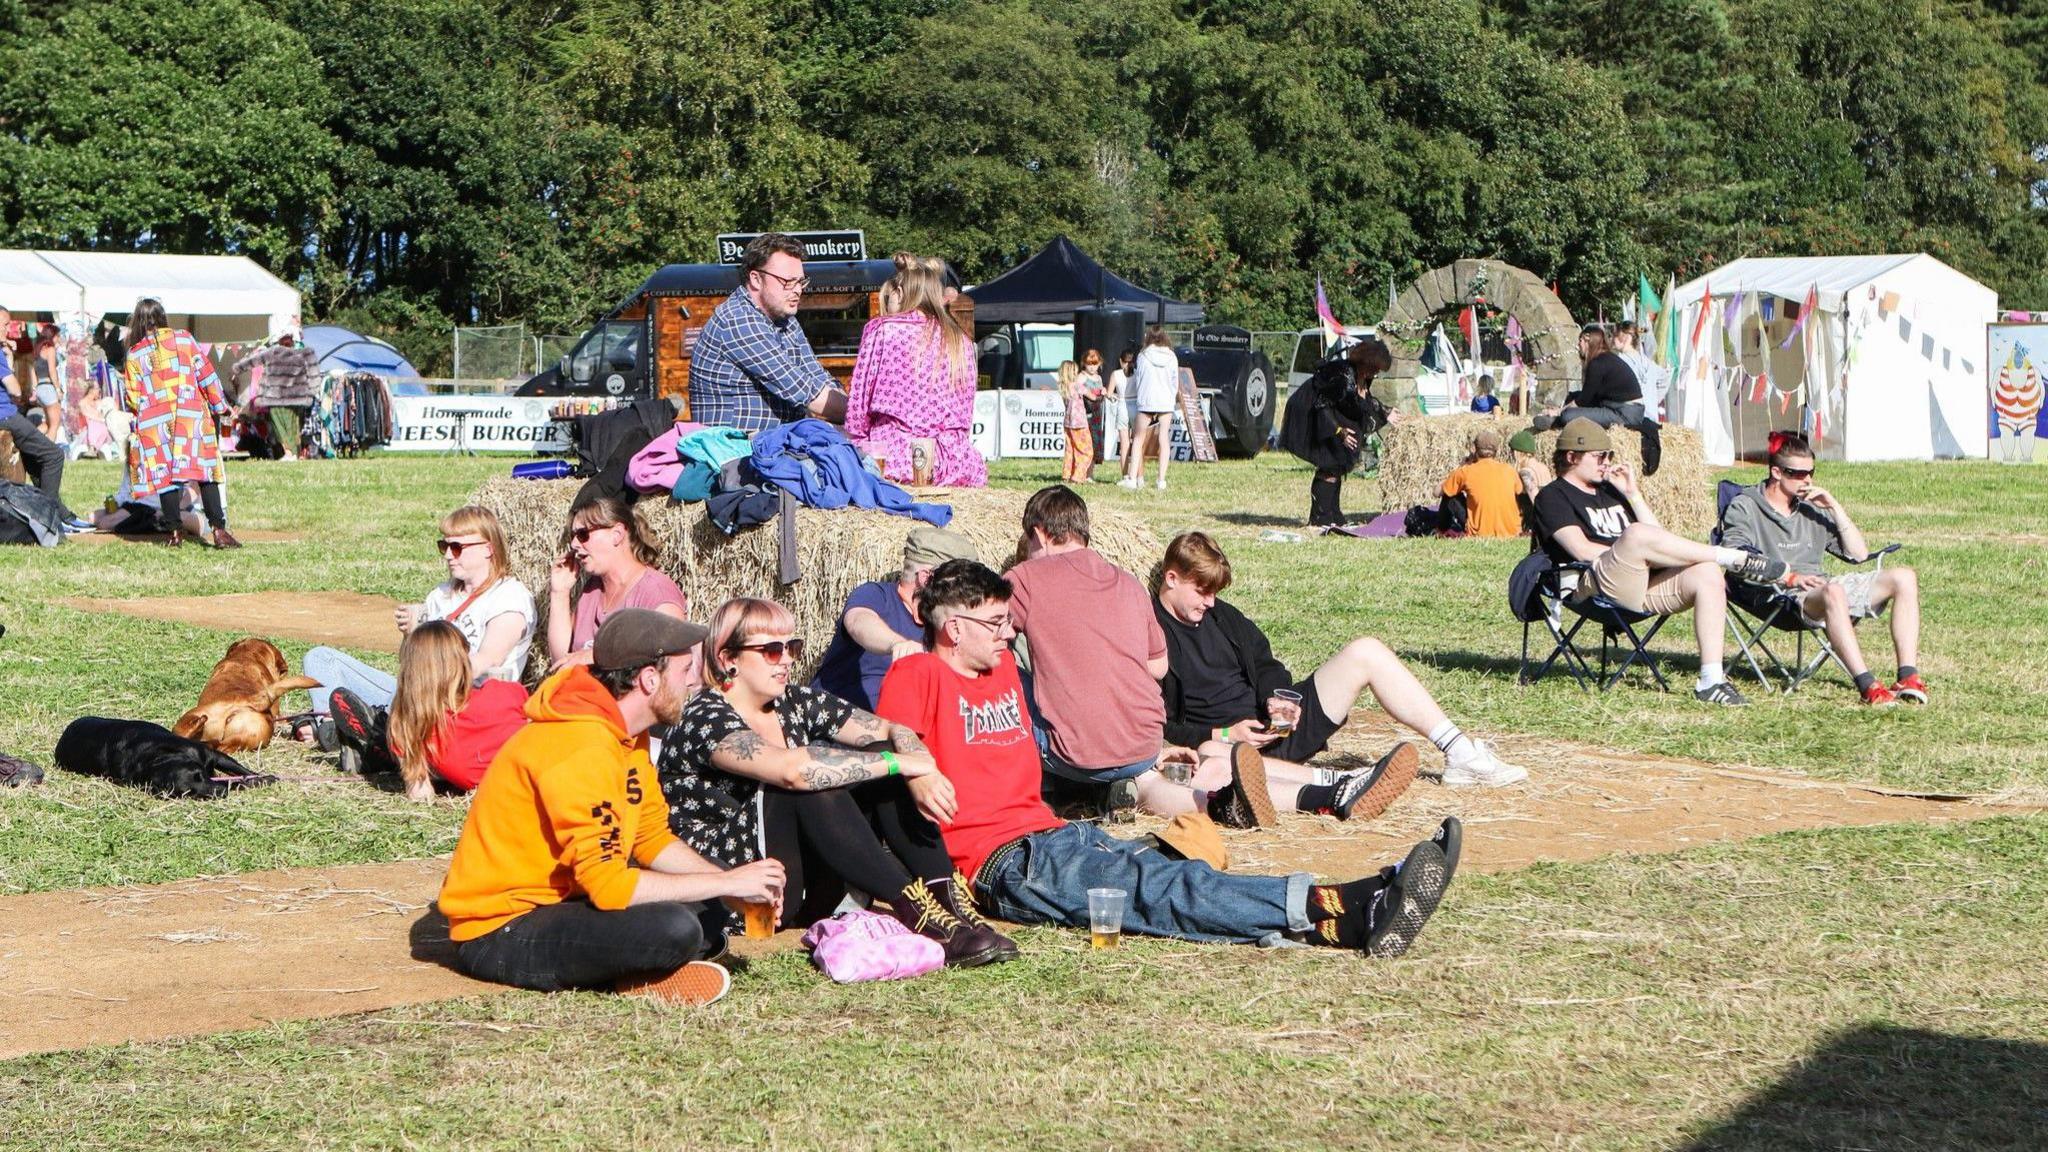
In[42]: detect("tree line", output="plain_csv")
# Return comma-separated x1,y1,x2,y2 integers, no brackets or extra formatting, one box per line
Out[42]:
1,0,2041,374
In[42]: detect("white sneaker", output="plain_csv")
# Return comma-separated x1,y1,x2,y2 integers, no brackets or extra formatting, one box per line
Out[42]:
1155,478,1167,491
1117,476,1140,489
1440,740,1528,787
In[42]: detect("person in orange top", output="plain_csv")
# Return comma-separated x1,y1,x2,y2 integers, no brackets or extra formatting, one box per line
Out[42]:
439,609,785,1005
1439,429,1525,537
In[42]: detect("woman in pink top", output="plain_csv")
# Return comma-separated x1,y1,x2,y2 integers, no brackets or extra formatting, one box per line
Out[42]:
844,253,986,488
545,494,689,669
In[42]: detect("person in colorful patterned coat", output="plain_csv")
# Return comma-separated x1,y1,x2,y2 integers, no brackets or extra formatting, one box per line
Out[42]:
843,254,987,488
121,298,240,548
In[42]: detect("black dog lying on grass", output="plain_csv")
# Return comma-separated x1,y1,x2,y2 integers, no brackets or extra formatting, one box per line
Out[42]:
55,717,278,798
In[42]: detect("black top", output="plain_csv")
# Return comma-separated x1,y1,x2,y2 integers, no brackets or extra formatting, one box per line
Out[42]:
1154,597,1294,748
1159,611,1260,730
1277,359,1388,473
1532,478,1636,565
1568,352,1643,410
657,685,857,867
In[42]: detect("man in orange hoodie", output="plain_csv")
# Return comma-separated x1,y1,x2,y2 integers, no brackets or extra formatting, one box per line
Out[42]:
440,609,784,1005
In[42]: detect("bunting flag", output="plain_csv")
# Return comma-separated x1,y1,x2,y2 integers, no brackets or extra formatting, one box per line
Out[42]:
1778,283,1820,349
1638,275,1662,322
1750,372,1769,403
1505,314,1524,355
1689,280,1711,347
1760,298,1775,322
1810,405,1824,444
1314,277,1347,344
1779,389,1793,416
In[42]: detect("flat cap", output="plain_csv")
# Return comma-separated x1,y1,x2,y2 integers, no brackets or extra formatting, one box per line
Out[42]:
593,608,709,671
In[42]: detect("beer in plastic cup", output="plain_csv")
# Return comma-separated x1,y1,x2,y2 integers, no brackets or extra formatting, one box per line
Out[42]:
1267,689,1303,737
1087,887,1127,949
742,899,776,939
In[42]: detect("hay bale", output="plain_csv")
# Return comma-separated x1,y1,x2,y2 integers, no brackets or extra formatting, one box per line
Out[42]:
472,477,1164,681
1376,413,1716,538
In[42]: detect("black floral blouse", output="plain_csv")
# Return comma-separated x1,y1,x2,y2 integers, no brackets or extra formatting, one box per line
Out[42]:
658,685,857,867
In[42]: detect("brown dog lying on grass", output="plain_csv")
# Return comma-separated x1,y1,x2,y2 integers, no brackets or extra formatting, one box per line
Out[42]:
173,638,321,753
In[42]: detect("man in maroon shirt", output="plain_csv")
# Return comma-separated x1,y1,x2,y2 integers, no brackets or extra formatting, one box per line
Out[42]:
878,560,1458,954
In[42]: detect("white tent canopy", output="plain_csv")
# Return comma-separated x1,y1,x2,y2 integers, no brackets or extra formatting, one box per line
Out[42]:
1666,254,1995,464
0,249,300,342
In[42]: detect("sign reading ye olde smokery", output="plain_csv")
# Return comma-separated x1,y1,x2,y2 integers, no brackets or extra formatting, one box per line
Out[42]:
715,231,868,265
387,396,572,453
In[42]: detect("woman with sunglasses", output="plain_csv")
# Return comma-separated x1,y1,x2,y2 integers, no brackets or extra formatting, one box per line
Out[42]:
545,494,688,671
658,597,1017,967
304,505,536,729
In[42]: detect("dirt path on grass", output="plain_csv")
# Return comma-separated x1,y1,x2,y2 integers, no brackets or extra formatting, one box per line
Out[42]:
0,720,2031,1060
58,590,403,653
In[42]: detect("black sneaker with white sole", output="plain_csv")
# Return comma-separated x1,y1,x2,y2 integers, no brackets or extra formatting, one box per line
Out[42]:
1694,680,1749,707
1326,743,1418,822
1206,742,1276,829
1430,815,1462,883
1730,552,1789,586
1365,840,1450,959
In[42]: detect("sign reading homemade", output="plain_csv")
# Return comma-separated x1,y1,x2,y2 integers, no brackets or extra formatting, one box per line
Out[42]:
715,231,868,265
387,396,572,453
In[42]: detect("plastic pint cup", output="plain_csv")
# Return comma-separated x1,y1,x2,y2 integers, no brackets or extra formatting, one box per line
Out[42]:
742,899,777,939
1267,689,1303,737
1087,887,1127,949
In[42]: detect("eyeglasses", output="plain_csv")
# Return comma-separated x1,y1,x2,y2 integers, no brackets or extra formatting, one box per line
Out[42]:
736,639,806,663
754,268,810,293
571,524,616,544
951,613,1012,634
1775,465,1814,479
437,538,487,557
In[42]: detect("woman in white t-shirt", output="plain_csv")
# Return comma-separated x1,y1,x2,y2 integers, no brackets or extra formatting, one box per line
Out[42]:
1119,327,1179,490
303,505,536,714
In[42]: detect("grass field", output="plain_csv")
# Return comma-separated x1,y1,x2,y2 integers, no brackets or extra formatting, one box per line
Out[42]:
2,451,2045,1149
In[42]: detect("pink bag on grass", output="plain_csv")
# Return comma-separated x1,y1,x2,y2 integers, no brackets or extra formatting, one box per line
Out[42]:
800,909,944,983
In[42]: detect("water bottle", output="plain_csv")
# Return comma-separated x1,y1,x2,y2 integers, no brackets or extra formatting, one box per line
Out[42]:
511,459,574,480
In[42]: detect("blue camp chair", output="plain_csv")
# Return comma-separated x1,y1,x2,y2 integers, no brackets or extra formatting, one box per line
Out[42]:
1711,479,1901,694
1510,548,1670,693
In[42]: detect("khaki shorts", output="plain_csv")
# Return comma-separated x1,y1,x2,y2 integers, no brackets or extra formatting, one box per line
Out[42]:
1573,549,1693,616
1798,570,1888,628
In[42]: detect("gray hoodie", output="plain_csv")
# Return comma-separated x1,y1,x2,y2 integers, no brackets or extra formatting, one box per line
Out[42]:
1718,483,1850,576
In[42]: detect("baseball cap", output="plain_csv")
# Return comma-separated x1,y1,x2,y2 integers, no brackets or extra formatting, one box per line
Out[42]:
593,609,709,671
903,525,979,568
1556,418,1612,453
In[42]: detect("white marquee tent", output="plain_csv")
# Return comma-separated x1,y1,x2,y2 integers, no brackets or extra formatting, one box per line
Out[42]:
0,249,300,342
1668,254,1995,464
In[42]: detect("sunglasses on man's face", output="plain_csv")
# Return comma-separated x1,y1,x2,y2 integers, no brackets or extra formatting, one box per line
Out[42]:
737,639,805,663
1776,465,1815,480
437,538,486,557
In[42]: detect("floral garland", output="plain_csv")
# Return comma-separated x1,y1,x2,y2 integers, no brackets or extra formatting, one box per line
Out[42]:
1374,262,1574,368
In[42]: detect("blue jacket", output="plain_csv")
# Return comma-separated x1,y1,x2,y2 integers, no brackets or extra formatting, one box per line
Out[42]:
749,419,952,527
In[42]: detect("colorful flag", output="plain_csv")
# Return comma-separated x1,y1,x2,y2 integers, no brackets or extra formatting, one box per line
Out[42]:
1314,277,1346,344
1750,373,1769,403
1689,281,1711,347
1459,305,1480,363
1638,274,1662,320
1778,283,1819,349
1660,274,1678,367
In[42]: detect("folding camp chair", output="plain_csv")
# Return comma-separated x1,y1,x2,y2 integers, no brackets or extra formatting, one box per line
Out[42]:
1711,479,1901,694
1511,549,1670,692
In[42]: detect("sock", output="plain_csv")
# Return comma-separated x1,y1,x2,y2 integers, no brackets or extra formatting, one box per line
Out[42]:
1311,767,1342,786
1712,547,1747,569
1307,876,1386,948
1297,783,1337,813
1695,663,1726,692
1428,720,1476,767
1898,665,1919,682
1853,671,1878,694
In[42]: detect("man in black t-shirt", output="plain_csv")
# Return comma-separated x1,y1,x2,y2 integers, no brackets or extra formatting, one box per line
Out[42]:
1149,533,1526,827
1531,419,1791,706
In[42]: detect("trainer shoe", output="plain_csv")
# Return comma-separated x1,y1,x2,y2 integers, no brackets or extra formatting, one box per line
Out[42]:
0,753,44,788
1439,740,1529,788
1694,681,1749,707
1861,683,1898,707
1155,478,1167,491
1365,840,1451,959
1430,816,1463,881
617,959,730,1007
1893,673,1928,704
1730,552,1790,586
1117,476,1140,490
1205,742,1276,829
1324,743,1418,821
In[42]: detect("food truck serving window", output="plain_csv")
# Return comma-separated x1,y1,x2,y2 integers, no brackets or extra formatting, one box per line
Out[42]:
794,292,873,358
568,321,641,383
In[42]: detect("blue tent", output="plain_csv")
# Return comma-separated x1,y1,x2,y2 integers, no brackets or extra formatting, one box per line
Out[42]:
302,324,419,379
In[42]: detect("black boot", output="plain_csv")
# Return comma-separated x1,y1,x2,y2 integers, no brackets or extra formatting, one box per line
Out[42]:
887,878,1009,968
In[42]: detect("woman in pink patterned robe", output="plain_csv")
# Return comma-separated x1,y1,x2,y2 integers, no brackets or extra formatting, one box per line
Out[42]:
844,257,986,488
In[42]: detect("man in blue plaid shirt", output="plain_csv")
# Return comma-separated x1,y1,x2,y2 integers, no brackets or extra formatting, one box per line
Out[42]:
688,233,847,433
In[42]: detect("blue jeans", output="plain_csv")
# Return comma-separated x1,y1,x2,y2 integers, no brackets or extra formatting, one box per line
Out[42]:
303,646,397,713
976,822,1311,946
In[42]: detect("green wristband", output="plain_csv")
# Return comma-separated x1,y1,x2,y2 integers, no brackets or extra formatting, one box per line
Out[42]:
881,751,901,776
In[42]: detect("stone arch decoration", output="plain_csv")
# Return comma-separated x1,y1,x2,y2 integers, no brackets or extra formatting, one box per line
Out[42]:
1375,259,1581,411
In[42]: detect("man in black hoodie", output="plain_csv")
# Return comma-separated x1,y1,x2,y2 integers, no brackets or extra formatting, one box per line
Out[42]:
1153,533,1528,817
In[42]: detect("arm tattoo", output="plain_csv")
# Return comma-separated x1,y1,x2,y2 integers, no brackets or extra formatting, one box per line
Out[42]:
839,708,893,749
889,725,928,756
798,744,879,789
719,730,766,761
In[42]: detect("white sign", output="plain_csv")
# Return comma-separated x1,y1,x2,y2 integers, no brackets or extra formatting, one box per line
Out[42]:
996,389,1069,458
971,390,999,459
387,396,572,453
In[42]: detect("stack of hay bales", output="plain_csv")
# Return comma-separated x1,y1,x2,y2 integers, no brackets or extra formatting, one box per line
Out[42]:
473,477,1163,680
1376,414,1716,539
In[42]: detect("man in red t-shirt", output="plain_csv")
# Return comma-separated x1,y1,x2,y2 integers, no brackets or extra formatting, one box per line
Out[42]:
878,560,1460,955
